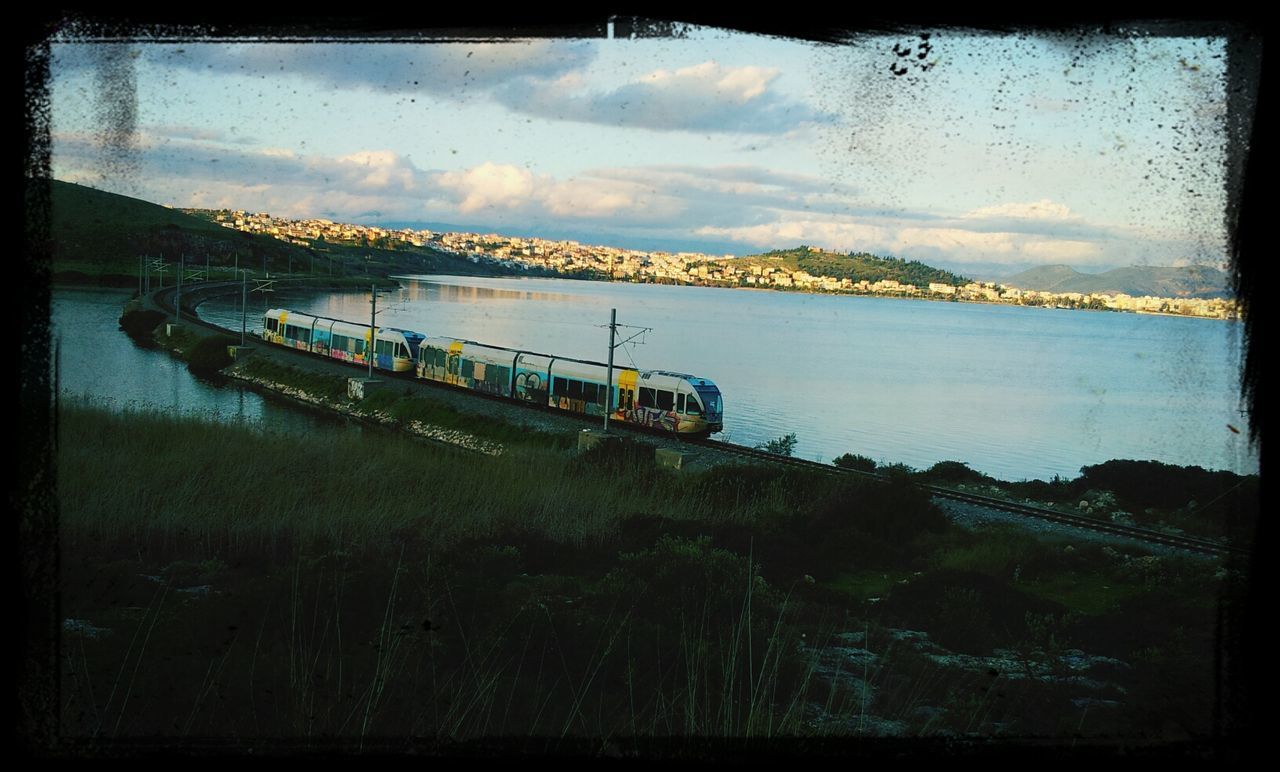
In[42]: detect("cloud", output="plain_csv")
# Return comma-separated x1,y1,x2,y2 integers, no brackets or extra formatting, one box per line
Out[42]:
436,162,535,213
48,129,1161,270
53,42,828,136
495,60,830,134
126,41,595,96
963,199,1078,221
150,123,255,144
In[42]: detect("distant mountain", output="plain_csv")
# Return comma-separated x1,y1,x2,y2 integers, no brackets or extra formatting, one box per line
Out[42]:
730,247,970,287
1002,264,1231,298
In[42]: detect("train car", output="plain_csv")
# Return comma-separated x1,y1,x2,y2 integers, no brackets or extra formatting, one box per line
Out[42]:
547,358,724,436
416,336,521,397
261,309,423,373
418,338,724,436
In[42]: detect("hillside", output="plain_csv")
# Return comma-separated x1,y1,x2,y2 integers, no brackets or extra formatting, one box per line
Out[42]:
728,247,969,287
45,179,320,280
1003,264,1231,299
41,179,505,285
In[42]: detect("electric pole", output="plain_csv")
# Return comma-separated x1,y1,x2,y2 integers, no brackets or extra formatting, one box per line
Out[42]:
369,283,376,378
604,308,616,432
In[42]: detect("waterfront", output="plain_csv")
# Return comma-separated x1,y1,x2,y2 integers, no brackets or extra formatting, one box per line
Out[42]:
192,274,1256,481
51,286,357,437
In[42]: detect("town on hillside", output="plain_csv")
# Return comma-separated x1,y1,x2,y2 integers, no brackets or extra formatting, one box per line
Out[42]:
201,209,1238,320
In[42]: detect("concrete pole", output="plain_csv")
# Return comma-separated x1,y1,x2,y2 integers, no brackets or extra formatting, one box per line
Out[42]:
369,283,376,378
604,308,616,432
176,254,183,320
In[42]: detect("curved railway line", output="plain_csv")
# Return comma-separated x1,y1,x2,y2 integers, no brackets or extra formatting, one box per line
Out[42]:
153,282,1241,559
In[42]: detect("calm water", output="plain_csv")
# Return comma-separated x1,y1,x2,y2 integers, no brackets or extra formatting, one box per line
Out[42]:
51,287,355,437
195,275,1257,481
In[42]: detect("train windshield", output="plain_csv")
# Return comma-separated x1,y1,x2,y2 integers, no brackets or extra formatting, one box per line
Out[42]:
694,387,722,415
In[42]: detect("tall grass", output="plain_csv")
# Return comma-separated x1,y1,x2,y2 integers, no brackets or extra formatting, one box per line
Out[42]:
57,398,788,553
55,400,1222,741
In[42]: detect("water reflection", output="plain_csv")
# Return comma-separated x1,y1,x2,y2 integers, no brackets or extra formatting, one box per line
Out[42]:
398,276,585,304
52,287,357,437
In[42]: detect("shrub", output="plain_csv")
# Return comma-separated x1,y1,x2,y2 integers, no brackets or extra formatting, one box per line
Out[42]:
924,460,995,485
186,334,237,373
118,308,165,342
755,432,797,457
833,453,876,472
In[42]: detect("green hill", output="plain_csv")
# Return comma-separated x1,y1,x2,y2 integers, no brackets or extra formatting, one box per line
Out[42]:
728,247,969,287
40,179,502,286
44,179,320,283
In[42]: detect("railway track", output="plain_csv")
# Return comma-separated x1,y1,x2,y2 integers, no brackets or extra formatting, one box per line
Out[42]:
688,437,1240,558
150,283,1241,558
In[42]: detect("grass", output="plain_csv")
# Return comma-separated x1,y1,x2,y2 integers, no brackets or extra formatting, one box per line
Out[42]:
54,399,1231,743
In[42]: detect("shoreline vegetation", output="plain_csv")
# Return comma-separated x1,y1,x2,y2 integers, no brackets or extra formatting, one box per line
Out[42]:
43,307,1259,748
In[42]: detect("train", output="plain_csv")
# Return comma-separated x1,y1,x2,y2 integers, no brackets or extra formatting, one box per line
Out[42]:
261,308,724,436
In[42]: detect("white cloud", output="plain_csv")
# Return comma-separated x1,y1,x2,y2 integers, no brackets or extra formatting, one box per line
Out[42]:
333,150,420,192
893,227,1018,255
1018,239,1103,261
641,61,777,104
963,199,1078,221
496,60,829,134
435,162,535,214
540,178,634,217
697,220,891,252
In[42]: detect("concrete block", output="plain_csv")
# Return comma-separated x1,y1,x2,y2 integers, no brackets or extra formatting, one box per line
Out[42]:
348,378,383,400
578,428,621,452
655,447,696,471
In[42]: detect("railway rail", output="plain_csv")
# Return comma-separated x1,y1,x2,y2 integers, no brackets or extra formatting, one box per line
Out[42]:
688,437,1240,557
150,283,1241,558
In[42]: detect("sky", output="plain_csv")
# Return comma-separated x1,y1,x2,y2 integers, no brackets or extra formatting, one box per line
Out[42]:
42,21,1243,278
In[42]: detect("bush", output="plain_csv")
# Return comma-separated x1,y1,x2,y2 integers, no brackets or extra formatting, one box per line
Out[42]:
795,477,950,570
1079,459,1258,514
186,335,237,373
118,308,165,342
755,432,797,456
924,460,995,485
833,453,876,472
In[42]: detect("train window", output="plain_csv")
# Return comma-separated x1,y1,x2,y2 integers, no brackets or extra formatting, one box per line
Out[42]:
298,328,311,344
553,377,567,397
686,395,702,415
567,380,583,399
583,382,598,403
639,387,656,408
656,390,674,411
676,393,685,412
462,360,474,379
266,319,278,332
